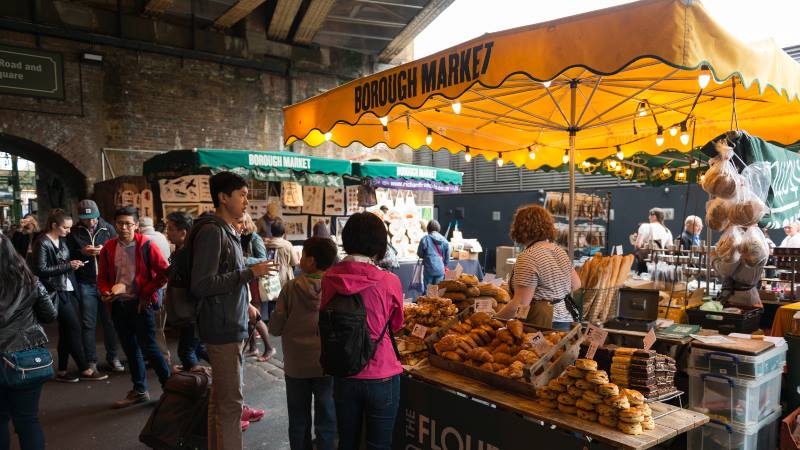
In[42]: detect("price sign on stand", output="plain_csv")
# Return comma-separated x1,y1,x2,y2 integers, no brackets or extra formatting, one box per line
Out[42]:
528,332,552,357
426,285,439,297
643,328,657,351
514,304,530,319
585,324,608,360
444,269,457,281
411,324,429,339
475,299,494,313
454,263,464,278
438,288,447,297
491,278,505,287
483,274,496,284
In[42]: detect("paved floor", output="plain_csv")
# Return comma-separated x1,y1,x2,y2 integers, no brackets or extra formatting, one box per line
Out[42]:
8,325,291,450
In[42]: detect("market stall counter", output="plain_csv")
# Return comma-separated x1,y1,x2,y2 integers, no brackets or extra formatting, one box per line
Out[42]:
397,362,708,450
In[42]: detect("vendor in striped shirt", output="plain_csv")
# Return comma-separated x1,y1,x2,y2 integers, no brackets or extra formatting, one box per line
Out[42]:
497,204,581,330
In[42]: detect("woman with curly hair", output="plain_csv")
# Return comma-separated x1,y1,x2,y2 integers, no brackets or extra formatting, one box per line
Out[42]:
497,204,581,330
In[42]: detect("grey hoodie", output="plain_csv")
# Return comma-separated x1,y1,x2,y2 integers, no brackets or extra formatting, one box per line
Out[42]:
190,213,253,345
268,275,324,378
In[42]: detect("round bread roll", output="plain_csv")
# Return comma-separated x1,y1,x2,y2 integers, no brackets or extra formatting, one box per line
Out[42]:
701,164,738,199
741,231,769,267
557,394,577,405
548,380,566,393
575,398,595,411
575,359,598,371
599,415,619,427
557,403,578,415
617,421,643,435
575,379,594,391
557,374,577,387
538,398,558,409
566,366,585,379
605,394,631,409
596,403,618,417
577,409,598,422
705,198,730,232
582,390,604,405
636,403,652,417
624,389,645,406
619,407,644,423
586,370,609,385
567,385,584,398
598,383,620,398
729,199,766,227
641,415,655,430
536,387,558,400
715,231,741,264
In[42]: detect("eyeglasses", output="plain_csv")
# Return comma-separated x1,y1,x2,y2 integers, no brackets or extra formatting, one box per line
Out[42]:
116,221,136,228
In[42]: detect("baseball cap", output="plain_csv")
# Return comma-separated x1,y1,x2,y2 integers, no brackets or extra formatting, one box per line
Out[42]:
78,199,100,220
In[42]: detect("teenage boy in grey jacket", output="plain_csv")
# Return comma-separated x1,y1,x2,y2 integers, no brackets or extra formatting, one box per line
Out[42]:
190,172,276,450
269,237,338,450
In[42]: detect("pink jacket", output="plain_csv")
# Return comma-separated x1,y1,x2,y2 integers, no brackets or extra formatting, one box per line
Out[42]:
320,260,403,379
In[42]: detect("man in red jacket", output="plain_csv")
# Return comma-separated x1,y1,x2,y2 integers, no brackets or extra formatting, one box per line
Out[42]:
98,206,171,408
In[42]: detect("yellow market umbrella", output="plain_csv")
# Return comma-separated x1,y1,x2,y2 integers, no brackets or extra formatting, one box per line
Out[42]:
284,0,800,257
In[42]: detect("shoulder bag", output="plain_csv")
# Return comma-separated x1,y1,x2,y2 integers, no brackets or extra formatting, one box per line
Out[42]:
0,347,54,387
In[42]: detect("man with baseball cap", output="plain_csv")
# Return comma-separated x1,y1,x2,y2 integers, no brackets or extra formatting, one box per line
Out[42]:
67,199,124,372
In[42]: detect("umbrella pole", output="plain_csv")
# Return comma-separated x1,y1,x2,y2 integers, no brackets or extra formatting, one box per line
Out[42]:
568,81,577,260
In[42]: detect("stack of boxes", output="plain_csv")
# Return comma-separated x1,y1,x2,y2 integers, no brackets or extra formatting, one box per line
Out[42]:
609,349,677,400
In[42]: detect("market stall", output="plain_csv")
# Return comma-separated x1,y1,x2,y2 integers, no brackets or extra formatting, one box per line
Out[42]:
283,0,800,447
142,148,352,240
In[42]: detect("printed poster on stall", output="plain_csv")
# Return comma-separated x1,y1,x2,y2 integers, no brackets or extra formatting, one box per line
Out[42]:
283,215,308,241
345,186,361,215
311,216,332,235
281,181,304,208
302,186,324,215
159,175,211,203
324,187,345,216
248,200,268,221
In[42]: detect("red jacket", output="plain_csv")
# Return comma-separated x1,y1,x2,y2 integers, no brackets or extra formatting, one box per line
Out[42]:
97,233,169,306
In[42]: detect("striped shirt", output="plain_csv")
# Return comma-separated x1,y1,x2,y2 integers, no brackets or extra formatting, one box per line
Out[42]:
512,241,573,322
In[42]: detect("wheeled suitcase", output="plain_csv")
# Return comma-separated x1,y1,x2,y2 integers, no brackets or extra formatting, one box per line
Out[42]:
139,370,211,449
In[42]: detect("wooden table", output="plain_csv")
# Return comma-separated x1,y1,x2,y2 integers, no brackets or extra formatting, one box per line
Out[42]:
408,363,708,450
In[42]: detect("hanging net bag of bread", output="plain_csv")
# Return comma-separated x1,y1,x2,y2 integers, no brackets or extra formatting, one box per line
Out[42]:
700,140,743,199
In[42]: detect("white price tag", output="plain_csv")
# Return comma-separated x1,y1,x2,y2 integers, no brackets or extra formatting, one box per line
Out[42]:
426,284,439,297
514,304,530,319
491,278,504,287
643,328,657,351
585,324,608,347
528,332,552,357
411,324,429,339
454,263,464,278
444,269,457,281
586,342,600,360
483,274,496,283
475,299,494,313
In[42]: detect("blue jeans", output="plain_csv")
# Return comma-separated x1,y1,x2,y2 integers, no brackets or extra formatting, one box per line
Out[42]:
285,375,336,450
111,300,171,393
333,375,400,450
552,321,573,331
77,283,118,364
422,273,444,290
0,382,45,450
177,324,209,370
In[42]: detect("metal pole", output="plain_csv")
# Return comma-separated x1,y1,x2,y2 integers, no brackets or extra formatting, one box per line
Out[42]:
568,81,577,260
10,155,21,222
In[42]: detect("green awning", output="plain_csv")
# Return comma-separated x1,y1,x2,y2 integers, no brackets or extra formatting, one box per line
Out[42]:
352,161,462,185
143,149,351,179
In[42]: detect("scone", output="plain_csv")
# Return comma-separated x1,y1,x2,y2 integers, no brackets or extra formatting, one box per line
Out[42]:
566,365,585,379
636,403,652,417
599,415,619,427
641,415,655,430
596,403,618,417
619,407,644,423
618,421,643,435
538,398,558,409
548,380,566,393
557,393,577,405
558,403,578,415
576,358,598,371
576,409,598,422
586,370,609,385
575,379,594,391
557,373,577,387
536,387,558,400
582,390,604,405
625,388,645,406
598,383,620,398
567,385,584,398
605,394,631,409
575,398,595,411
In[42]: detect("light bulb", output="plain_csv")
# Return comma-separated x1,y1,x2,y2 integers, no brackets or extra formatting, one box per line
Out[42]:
616,146,624,160
542,80,551,88
700,173,706,183
609,160,618,169
655,126,664,147
451,101,461,114
497,156,504,167
324,131,332,141
669,126,678,136
465,148,472,162
562,151,570,165
528,145,536,160
581,161,590,168
379,116,389,126
638,102,647,117
625,168,633,176
425,128,432,146
698,66,711,89
690,158,699,168
680,122,690,145
662,167,671,176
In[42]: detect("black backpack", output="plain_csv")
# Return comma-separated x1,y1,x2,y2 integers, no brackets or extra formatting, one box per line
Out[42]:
318,293,400,377
139,370,210,449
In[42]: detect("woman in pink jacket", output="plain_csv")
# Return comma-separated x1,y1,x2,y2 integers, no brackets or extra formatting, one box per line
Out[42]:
320,212,403,450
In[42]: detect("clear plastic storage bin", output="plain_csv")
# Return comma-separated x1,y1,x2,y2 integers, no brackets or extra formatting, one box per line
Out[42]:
689,344,787,379
688,406,781,450
687,368,782,428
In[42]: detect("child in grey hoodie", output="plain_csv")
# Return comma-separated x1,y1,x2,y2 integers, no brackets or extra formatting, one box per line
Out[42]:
269,237,338,450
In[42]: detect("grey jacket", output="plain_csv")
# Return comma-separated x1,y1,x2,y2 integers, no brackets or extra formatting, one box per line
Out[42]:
190,214,253,345
268,275,324,378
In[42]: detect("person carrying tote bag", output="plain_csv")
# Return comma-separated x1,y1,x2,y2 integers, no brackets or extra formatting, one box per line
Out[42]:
0,233,58,450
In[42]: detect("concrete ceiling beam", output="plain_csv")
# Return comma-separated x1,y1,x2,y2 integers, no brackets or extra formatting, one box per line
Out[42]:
267,0,302,41
378,0,454,63
293,0,335,45
212,0,268,31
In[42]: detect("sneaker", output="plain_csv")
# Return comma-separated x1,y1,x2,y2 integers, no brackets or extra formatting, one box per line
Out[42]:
89,362,98,373
242,405,265,422
55,372,79,383
240,420,250,432
113,390,150,409
80,370,109,381
110,359,125,372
